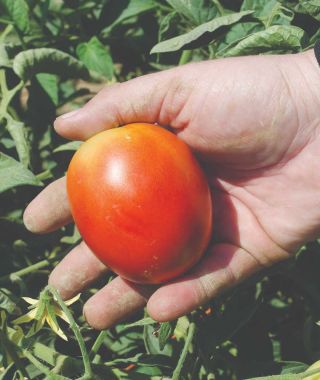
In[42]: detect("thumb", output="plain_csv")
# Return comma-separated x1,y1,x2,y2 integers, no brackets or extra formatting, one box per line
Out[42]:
54,68,185,141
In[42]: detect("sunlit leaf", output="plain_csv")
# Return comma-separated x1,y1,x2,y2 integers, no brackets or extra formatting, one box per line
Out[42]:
13,48,90,81
0,153,41,193
151,11,253,53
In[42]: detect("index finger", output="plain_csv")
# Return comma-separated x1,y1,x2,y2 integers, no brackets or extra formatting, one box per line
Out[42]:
53,66,190,141
23,177,72,233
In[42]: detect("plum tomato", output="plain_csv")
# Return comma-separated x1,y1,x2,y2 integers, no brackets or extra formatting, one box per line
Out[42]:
67,123,212,284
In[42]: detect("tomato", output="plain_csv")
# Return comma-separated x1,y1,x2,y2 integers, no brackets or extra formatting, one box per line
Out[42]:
67,123,212,284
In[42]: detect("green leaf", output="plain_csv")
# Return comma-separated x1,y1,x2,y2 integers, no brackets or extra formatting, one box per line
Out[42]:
1,0,29,32
0,289,16,314
101,0,156,35
0,152,41,193
126,317,157,328
76,37,114,79
280,361,308,375
0,44,11,68
158,321,176,351
13,48,90,81
143,323,173,357
220,25,305,57
158,11,180,43
6,119,30,168
113,0,156,25
166,0,220,25
53,141,82,153
246,374,300,379
218,22,262,51
0,43,20,68
241,0,277,14
150,11,253,54
98,0,134,29
241,0,294,26
296,0,320,21
36,73,59,106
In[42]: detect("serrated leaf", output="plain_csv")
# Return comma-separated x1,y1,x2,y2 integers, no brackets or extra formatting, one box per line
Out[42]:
220,25,305,57
166,0,219,25
6,119,30,167
76,36,114,79
158,321,176,351
13,48,90,81
1,0,29,32
150,10,253,54
0,152,41,193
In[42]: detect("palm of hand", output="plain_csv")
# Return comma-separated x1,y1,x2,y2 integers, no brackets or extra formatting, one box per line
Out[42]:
24,51,320,328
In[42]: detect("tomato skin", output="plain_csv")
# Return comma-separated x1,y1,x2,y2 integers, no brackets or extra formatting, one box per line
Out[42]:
67,123,212,284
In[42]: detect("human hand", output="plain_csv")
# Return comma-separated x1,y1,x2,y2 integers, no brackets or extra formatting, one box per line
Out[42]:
24,50,320,329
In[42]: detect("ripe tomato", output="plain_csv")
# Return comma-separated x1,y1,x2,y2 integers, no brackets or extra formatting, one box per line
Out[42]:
67,123,212,284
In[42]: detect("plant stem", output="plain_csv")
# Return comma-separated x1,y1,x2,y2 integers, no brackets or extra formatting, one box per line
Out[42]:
212,0,225,15
172,320,196,380
48,286,94,380
178,50,192,66
0,24,13,42
90,330,108,363
36,169,53,181
0,259,51,284
0,69,24,121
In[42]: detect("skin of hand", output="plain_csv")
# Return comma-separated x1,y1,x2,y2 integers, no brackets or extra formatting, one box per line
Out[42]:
23,50,320,330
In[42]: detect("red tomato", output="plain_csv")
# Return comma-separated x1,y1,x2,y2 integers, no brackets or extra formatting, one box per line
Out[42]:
67,123,212,284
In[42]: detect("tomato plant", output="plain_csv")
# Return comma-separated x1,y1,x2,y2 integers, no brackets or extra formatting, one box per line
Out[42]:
2,1,320,379
67,123,212,284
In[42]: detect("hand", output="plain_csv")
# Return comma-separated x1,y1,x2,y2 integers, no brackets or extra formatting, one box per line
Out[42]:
24,50,320,329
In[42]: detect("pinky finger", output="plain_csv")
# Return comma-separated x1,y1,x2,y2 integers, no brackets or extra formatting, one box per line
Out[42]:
146,243,265,322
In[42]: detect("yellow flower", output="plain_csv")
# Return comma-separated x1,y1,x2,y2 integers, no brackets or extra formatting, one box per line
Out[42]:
305,360,320,380
13,291,80,341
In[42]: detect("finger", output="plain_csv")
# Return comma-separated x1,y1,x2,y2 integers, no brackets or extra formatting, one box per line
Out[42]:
83,277,155,330
23,177,72,233
49,241,108,300
54,65,195,141
147,243,263,322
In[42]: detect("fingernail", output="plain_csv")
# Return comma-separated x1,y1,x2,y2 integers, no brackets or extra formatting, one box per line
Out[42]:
58,109,81,120
23,211,36,232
